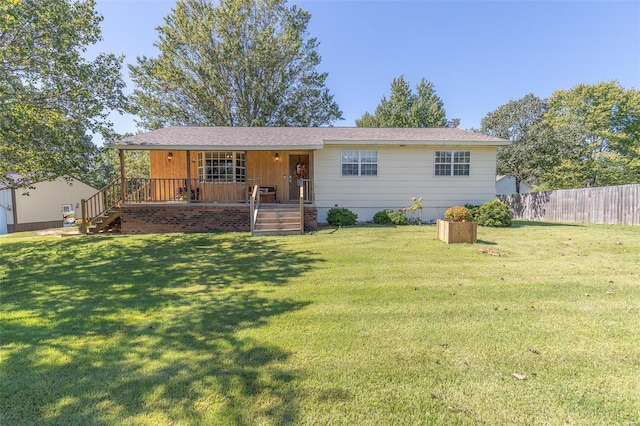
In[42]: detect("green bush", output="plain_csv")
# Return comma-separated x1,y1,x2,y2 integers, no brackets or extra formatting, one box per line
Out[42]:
444,205,472,222
464,203,480,222
373,209,408,225
326,207,357,226
476,200,512,227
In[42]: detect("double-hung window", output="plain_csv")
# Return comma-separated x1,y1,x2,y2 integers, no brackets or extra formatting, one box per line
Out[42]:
435,151,470,176
198,151,246,183
341,150,378,176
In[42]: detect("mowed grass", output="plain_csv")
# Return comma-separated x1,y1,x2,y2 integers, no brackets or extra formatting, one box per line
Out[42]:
1,222,639,425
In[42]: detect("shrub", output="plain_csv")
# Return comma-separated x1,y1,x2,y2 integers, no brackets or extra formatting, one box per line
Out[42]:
464,203,480,222
444,205,472,222
373,209,408,225
476,200,512,227
326,207,357,226
404,197,424,224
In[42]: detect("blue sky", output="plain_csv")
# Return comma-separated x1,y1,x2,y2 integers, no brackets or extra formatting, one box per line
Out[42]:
92,0,640,139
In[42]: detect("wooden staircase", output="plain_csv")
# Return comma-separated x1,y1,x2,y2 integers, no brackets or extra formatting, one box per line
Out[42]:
88,207,121,234
253,205,302,236
82,178,123,234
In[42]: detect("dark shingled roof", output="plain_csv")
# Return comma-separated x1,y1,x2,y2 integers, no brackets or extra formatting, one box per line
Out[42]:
112,126,510,150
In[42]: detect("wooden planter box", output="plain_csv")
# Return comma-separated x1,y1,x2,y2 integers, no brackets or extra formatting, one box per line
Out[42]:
436,219,477,244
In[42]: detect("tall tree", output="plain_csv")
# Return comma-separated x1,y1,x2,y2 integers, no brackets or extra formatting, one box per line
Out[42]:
129,0,342,129
480,94,566,193
355,76,455,128
0,0,127,189
86,143,150,189
544,81,640,188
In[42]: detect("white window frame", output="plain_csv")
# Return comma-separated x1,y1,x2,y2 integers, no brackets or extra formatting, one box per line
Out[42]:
198,151,246,183
341,150,378,177
434,150,470,176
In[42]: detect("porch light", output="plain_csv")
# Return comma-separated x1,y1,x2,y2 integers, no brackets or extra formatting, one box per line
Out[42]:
274,152,279,161
167,152,173,161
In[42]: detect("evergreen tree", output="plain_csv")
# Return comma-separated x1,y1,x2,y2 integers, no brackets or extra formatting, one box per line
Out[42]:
355,76,454,128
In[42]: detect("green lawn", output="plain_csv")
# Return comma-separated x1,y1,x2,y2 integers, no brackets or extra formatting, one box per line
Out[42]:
1,222,639,425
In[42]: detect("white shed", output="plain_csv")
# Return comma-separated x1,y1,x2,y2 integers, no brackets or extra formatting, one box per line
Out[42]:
0,176,97,233
496,175,533,195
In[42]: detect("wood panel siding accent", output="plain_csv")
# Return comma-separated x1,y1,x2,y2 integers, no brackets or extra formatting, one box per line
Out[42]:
150,150,188,180
149,150,314,204
246,150,313,203
197,183,246,202
246,151,285,188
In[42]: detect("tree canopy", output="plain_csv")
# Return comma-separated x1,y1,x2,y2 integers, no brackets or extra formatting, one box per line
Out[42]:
355,76,457,128
482,82,640,191
129,0,342,129
480,94,566,193
544,81,640,188
87,146,150,189
0,0,127,189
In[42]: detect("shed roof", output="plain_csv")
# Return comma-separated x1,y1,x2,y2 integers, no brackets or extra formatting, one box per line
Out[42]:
112,126,510,150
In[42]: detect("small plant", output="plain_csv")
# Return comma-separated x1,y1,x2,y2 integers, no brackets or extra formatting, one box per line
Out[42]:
464,203,480,222
444,205,472,222
373,209,408,225
403,197,424,224
476,200,512,227
326,207,357,226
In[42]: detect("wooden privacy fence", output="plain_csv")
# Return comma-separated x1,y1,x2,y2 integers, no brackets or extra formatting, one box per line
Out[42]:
498,184,640,226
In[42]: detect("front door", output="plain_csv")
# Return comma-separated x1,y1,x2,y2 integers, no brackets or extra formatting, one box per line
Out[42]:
288,154,309,201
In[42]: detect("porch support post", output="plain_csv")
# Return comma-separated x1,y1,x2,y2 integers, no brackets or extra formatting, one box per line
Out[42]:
80,199,87,234
299,185,304,234
186,150,192,203
119,149,126,202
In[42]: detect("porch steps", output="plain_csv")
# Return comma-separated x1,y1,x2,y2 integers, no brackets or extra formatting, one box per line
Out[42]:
89,207,121,234
253,205,302,236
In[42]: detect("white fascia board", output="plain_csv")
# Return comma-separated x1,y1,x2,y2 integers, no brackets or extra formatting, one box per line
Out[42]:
323,139,511,147
115,144,324,151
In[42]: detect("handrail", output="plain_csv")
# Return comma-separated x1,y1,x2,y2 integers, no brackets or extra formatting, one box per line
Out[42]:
250,184,260,236
81,177,123,233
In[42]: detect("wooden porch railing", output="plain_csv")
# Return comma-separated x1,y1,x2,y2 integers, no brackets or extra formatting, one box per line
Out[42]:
122,178,256,204
82,177,308,234
300,178,313,203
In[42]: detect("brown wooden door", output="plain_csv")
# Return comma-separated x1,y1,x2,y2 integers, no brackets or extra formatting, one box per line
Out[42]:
288,154,309,201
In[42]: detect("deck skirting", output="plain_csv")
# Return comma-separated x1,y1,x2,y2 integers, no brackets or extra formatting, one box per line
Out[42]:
121,203,317,234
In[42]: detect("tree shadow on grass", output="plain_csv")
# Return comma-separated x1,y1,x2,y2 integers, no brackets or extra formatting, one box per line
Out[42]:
0,233,320,425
